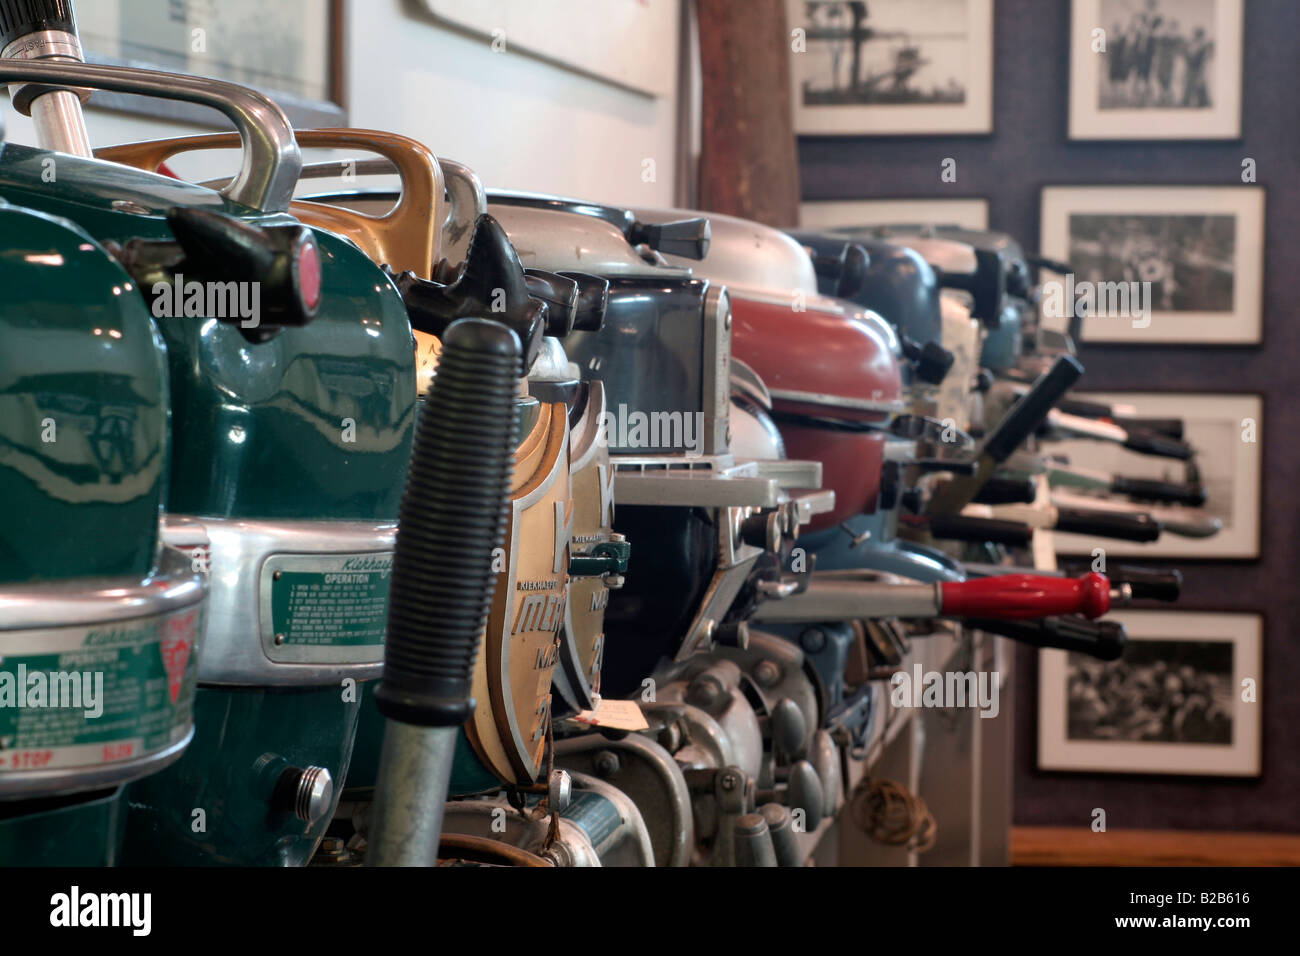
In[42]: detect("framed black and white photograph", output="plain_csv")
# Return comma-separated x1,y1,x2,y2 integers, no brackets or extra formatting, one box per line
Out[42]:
1039,186,1264,344
788,0,994,135
1049,392,1262,560
799,197,990,231
76,0,345,127
1068,0,1243,140
1039,611,1262,776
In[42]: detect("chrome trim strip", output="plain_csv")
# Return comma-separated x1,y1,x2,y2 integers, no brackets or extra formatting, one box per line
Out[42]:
768,387,907,416
0,545,205,631
701,284,732,457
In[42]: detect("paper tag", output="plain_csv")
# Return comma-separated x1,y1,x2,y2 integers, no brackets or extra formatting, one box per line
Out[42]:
574,698,649,731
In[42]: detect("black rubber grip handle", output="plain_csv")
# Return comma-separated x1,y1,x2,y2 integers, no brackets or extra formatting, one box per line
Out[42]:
629,217,711,260
914,458,978,475
901,336,955,385
834,242,871,299
556,271,610,331
375,318,520,727
119,206,321,340
1053,507,1162,542
1106,565,1183,601
523,269,579,337
0,0,76,48
936,248,1005,325
811,242,871,299
1111,475,1206,507
925,515,1032,547
970,476,1038,505
1056,397,1115,419
983,355,1085,462
1114,417,1184,440
1122,429,1194,460
966,616,1127,661
390,214,545,372
1051,401,1184,440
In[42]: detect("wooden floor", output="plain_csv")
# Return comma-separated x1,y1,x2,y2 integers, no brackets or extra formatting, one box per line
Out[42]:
1011,826,1300,866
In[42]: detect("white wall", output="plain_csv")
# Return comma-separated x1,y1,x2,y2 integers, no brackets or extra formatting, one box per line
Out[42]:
346,0,682,206
3,0,682,207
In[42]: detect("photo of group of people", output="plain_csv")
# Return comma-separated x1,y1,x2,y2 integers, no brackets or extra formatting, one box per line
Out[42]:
1040,612,1261,776
1068,212,1236,313
1099,0,1217,109
1070,0,1240,140
1067,640,1234,745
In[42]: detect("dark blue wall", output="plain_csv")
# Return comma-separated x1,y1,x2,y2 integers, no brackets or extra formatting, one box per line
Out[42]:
798,0,1298,832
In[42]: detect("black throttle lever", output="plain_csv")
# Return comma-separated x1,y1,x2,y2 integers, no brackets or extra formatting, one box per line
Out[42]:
934,247,1006,326
899,335,955,385
523,269,579,337
965,616,1127,661
628,217,711,260
387,213,545,373
1060,564,1183,602
523,270,610,335
557,271,609,331
809,241,871,299
1122,428,1195,461
109,206,322,342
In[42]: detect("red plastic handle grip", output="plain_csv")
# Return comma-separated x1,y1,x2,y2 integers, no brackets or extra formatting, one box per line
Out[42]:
940,572,1110,620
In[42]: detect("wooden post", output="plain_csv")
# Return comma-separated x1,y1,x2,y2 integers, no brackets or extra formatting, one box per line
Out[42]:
697,0,801,227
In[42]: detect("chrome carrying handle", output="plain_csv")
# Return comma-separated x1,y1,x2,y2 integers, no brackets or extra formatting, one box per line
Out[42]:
297,153,485,267
0,59,301,212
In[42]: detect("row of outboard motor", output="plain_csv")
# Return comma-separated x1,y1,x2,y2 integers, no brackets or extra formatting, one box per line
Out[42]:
0,0,1209,866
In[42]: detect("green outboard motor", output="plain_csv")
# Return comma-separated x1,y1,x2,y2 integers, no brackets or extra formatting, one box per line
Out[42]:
0,192,207,864
0,20,415,863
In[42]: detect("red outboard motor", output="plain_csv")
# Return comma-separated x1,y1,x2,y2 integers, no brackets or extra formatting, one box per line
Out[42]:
730,294,903,534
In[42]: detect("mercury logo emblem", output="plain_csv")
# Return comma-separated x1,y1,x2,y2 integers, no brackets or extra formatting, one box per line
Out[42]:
513,592,567,637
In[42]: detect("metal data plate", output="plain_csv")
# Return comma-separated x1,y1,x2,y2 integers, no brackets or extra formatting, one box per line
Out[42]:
258,552,392,665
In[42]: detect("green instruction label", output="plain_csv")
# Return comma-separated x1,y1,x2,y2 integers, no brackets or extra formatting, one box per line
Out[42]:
0,604,203,772
267,553,392,648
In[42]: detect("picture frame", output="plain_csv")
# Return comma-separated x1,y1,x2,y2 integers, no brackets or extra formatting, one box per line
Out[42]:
799,198,990,231
1050,392,1262,561
1039,185,1265,345
1038,610,1262,777
416,0,677,98
76,0,345,128
1068,0,1243,140
788,0,994,136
